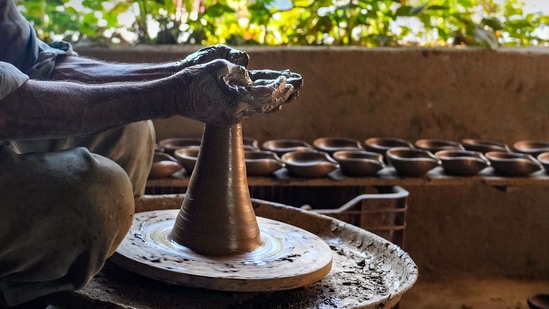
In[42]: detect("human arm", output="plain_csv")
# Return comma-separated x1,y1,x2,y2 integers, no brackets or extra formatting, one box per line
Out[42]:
0,59,302,141
50,45,250,83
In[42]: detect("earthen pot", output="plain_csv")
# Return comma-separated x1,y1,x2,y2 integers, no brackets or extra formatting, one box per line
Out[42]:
243,137,259,151
435,149,490,176
262,139,312,156
537,152,549,173
148,152,182,179
528,293,549,309
415,138,464,153
513,140,549,157
461,139,510,154
173,146,200,174
244,150,284,176
158,137,201,156
485,151,543,176
364,137,414,162
281,150,339,177
333,150,385,176
386,147,440,177
313,137,363,155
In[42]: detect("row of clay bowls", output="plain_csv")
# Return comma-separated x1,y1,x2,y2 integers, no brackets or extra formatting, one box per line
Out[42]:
150,137,549,179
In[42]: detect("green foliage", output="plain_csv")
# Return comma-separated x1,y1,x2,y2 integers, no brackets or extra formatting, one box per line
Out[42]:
16,0,549,47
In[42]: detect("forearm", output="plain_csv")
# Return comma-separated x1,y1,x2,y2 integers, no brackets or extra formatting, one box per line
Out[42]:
50,56,180,83
0,77,180,141
49,45,249,84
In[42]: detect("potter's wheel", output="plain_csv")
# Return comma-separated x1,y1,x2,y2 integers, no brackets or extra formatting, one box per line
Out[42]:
53,197,418,309
111,210,333,291
112,123,334,292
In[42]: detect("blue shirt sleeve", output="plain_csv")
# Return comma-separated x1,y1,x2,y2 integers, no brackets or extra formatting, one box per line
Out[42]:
0,62,29,101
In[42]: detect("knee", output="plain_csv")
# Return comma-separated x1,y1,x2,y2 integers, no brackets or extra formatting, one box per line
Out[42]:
76,149,135,255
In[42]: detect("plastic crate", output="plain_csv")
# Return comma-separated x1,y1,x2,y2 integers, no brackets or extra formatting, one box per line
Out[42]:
306,186,408,248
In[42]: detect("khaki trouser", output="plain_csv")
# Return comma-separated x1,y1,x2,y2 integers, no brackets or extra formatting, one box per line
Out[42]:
0,146,135,307
8,120,156,197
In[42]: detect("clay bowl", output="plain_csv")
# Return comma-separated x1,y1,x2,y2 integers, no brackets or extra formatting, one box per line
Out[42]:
262,139,313,156
148,152,182,179
173,146,200,174
485,151,543,177
528,293,549,309
414,139,464,153
537,152,549,173
158,137,201,156
243,137,259,151
386,147,441,177
435,150,490,176
313,137,363,155
281,151,339,177
332,150,385,177
364,137,414,161
513,140,549,157
461,139,510,154
244,150,284,176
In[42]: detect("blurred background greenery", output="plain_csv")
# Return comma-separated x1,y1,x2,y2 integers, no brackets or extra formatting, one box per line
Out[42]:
15,0,549,48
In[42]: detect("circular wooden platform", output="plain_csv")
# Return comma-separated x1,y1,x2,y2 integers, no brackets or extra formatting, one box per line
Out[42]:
111,209,333,292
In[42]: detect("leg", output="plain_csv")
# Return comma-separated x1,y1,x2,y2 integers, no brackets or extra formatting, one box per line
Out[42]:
0,146,134,307
9,120,156,197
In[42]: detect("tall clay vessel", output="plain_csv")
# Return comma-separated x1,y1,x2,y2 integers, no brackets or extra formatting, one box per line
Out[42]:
169,123,262,255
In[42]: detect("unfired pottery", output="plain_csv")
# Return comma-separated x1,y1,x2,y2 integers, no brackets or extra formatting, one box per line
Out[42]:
262,139,312,156
415,138,464,152
461,139,510,154
513,140,549,157
281,150,339,177
537,152,549,173
528,293,549,309
386,147,440,177
173,146,200,173
244,150,284,176
158,137,201,155
435,149,490,176
332,150,385,176
485,151,543,176
313,137,363,154
148,152,182,179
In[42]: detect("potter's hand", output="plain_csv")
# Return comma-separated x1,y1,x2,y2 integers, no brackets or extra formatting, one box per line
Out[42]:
176,45,250,70
174,59,302,127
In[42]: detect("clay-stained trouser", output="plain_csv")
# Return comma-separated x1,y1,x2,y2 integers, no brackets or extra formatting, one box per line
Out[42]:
0,146,135,307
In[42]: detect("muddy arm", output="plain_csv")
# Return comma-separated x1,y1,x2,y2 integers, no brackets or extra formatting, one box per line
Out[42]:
0,58,302,141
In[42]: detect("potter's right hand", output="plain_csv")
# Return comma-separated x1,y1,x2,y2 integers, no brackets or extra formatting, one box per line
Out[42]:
175,45,250,71
172,59,302,127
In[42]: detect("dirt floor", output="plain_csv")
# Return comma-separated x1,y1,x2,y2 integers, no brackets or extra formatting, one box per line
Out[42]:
398,275,549,309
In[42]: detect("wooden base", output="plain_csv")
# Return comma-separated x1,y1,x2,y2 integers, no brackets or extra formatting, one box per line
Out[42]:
111,209,333,292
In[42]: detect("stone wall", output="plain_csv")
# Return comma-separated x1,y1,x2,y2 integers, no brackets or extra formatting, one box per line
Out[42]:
78,45,549,278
